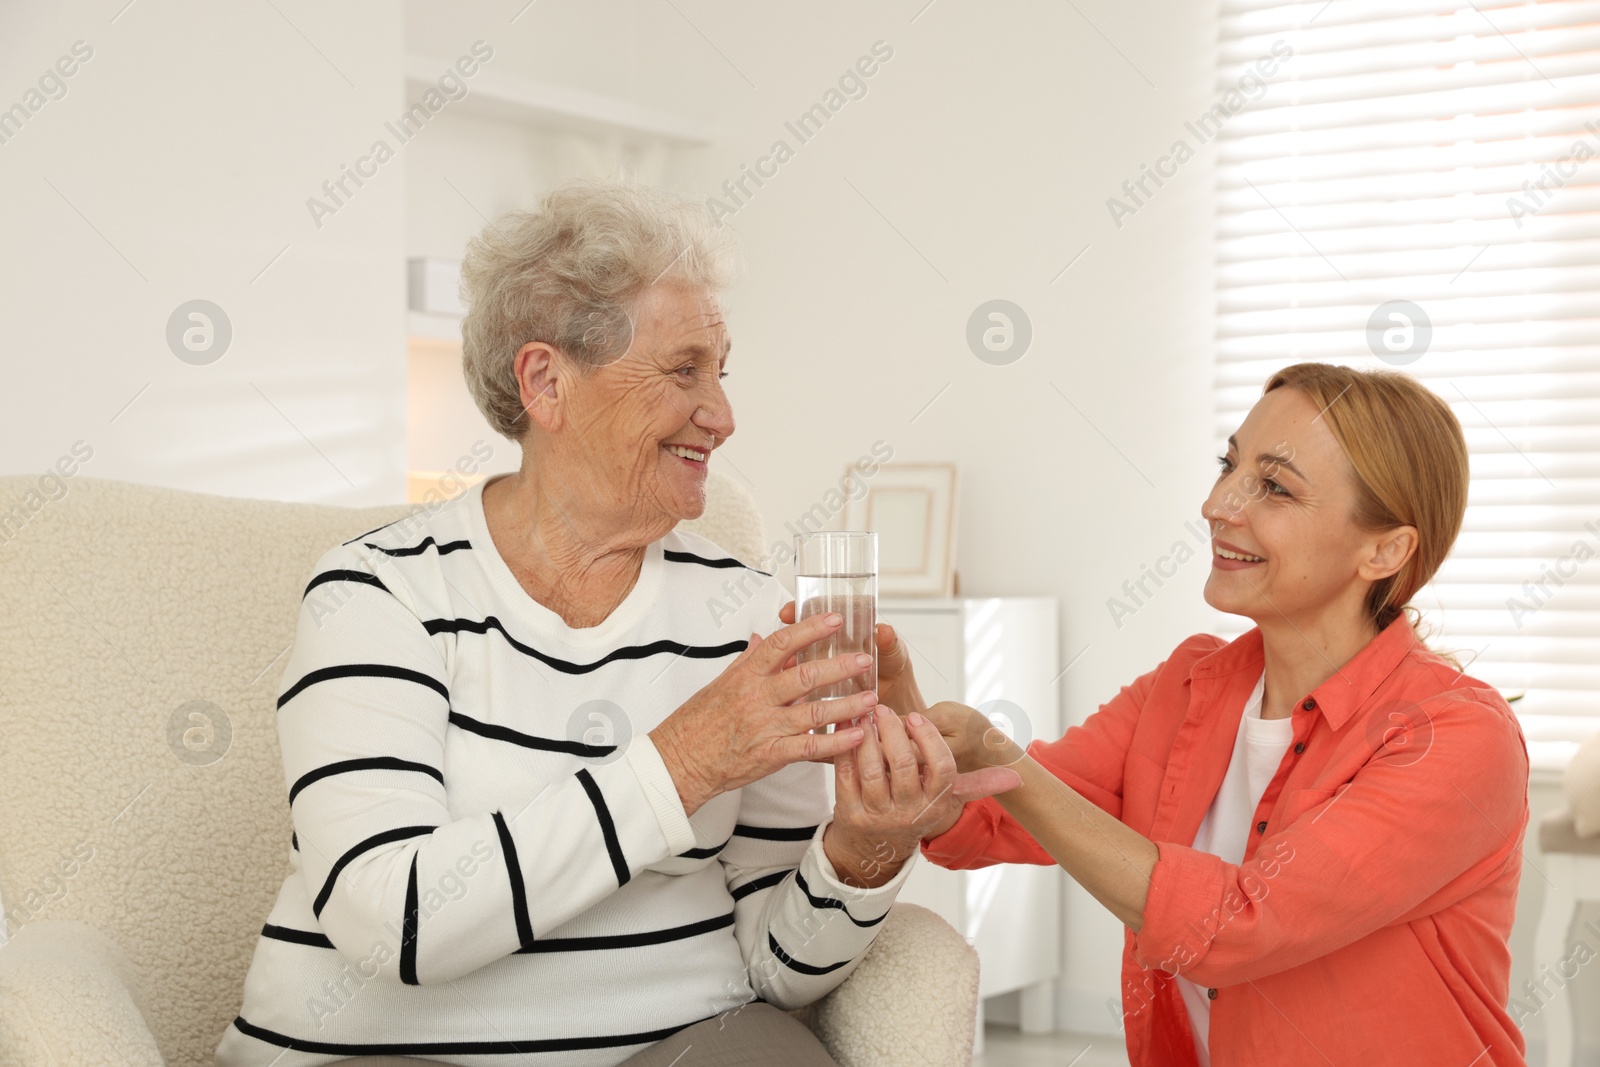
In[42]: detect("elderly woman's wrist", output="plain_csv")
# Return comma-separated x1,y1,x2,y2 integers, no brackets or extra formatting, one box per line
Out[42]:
647,726,718,816
822,825,915,889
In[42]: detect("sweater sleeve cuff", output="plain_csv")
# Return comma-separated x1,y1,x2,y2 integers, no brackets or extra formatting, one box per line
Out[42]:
806,822,914,918
620,735,697,858
1133,840,1228,975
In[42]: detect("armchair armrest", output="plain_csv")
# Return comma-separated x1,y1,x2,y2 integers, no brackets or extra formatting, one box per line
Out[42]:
799,903,980,1067
0,920,165,1067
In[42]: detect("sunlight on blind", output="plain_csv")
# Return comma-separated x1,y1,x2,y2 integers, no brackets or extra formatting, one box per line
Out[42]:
1215,0,1600,738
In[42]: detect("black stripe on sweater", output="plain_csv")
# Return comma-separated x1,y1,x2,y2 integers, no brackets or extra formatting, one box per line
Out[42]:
364,536,472,557
230,1015,700,1056
679,836,731,860
575,769,630,887
260,923,334,949
303,569,390,600
400,853,421,985
288,757,443,806
730,868,793,901
279,664,449,710
732,823,818,842
448,710,614,758
767,931,851,976
312,824,436,918
516,912,734,954
341,517,408,547
795,869,885,927
664,549,772,577
492,810,535,952
424,615,747,676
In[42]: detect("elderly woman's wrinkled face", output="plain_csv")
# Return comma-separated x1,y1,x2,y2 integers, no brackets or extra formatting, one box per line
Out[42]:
562,280,734,527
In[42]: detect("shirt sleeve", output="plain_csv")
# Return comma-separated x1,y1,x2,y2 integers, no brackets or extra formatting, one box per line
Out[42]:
1131,688,1529,988
920,641,1200,869
280,543,696,987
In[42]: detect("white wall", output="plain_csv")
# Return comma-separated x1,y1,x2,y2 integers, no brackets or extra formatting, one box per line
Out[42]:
400,0,1220,1034
0,0,405,505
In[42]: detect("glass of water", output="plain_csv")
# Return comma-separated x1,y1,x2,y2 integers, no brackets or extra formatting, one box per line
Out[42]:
793,531,877,703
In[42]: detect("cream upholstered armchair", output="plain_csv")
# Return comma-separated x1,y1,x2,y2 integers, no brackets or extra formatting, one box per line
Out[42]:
0,472,978,1067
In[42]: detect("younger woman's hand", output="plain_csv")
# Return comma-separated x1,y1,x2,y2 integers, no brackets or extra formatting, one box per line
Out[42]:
907,699,1027,770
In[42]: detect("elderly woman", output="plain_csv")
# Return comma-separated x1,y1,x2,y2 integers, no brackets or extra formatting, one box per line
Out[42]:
216,181,1008,1067
804,364,1530,1066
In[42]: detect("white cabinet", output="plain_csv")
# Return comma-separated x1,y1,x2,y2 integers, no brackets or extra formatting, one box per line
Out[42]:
878,596,1062,1032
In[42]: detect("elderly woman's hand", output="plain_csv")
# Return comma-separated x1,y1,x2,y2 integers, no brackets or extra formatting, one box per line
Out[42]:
650,610,878,816
778,601,928,720
822,705,1021,887
904,699,1029,841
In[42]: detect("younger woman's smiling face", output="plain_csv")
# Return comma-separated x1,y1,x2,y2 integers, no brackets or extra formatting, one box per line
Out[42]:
1200,386,1409,633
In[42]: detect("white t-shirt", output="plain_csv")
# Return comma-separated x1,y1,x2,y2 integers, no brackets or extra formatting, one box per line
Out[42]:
1177,672,1293,1067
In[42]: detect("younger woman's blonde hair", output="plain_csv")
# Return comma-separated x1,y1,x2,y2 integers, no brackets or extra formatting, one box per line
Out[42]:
1263,363,1469,636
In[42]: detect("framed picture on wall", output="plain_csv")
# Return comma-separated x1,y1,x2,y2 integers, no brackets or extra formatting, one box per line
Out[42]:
842,462,958,596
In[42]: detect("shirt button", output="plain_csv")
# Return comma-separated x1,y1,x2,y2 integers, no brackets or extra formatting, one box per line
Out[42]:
1293,742,1306,754
1207,987,1218,1000
1301,698,1317,711
1256,821,1267,834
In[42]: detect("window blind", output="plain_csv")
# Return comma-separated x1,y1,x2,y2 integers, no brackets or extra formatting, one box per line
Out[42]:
1214,0,1600,733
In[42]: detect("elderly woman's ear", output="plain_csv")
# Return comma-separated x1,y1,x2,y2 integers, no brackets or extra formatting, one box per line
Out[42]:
512,340,566,433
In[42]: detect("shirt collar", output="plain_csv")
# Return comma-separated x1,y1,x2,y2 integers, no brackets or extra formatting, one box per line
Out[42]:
1189,614,1421,731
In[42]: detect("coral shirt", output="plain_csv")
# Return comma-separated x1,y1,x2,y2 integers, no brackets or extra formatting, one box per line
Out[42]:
923,617,1529,1066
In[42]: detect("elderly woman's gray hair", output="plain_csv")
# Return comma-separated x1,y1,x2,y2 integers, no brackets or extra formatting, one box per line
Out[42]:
459,179,740,441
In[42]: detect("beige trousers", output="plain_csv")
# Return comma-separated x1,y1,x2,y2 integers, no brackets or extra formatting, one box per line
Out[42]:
614,1004,838,1066
338,1003,839,1067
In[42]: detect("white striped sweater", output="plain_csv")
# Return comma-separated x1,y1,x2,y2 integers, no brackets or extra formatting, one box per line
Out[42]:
215,477,911,1066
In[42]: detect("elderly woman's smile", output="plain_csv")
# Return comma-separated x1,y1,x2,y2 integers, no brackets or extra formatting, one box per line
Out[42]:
534,279,735,537
631,281,733,511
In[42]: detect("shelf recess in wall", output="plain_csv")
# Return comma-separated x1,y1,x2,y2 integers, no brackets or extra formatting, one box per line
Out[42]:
404,56,714,144
407,469,487,505
408,312,463,343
